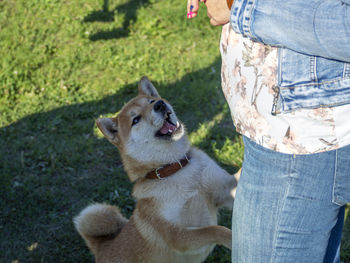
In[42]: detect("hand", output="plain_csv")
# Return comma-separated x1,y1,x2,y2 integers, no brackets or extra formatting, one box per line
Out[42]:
186,0,199,19
187,0,231,26
205,0,231,26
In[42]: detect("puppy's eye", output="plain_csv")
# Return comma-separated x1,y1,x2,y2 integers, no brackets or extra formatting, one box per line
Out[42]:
132,116,141,126
149,100,155,104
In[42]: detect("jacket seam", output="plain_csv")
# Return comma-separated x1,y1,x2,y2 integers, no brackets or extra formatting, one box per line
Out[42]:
343,63,350,78
279,99,350,114
309,56,318,82
248,0,258,40
279,77,350,89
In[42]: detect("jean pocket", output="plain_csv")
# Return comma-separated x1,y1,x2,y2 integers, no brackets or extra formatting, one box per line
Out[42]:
332,149,350,206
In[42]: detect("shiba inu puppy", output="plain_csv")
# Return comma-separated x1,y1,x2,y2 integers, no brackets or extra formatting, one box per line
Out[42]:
74,77,239,263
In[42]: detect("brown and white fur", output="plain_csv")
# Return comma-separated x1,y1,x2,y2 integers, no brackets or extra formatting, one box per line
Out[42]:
74,77,239,263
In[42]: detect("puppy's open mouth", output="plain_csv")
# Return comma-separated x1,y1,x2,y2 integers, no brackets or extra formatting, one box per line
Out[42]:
156,113,180,137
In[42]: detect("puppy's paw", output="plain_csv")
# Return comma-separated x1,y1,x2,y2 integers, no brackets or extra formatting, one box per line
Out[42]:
215,226,232,250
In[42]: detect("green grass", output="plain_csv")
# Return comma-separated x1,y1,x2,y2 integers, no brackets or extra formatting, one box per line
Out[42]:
0,0,348,262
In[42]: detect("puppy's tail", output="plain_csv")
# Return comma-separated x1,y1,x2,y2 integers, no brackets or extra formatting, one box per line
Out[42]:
74,203,128,255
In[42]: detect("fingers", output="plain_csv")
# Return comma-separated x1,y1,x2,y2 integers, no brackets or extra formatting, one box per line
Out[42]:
207,10,221,26
209,18,228,26
187,0,199,19
205,0,230,26
210,18,221,26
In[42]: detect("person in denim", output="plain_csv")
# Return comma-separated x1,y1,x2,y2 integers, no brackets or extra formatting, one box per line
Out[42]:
187,0,350,262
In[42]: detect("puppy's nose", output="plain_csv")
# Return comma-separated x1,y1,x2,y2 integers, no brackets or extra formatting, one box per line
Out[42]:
153,100,166,112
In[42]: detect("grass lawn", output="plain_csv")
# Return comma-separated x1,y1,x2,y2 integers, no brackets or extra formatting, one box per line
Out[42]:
0,0,348,262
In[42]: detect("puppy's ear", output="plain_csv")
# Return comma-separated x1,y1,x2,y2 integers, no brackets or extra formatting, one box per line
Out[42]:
96,118,118,143
138,76,159,98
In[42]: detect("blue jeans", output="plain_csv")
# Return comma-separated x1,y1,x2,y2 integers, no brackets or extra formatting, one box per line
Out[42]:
232,136,349,263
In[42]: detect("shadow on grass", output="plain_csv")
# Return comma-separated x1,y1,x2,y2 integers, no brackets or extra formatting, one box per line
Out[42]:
0,58,239,262
83,0,149,41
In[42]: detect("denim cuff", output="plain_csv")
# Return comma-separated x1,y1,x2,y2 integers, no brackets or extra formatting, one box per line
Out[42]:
230,0,258,41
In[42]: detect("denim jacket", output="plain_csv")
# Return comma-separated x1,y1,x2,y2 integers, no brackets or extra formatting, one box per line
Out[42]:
230,0,350,114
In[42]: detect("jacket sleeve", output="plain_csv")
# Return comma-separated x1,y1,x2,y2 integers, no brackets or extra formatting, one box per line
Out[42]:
230,0,350,62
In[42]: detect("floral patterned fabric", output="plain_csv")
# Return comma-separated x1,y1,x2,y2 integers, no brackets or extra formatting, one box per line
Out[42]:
220,24,350,154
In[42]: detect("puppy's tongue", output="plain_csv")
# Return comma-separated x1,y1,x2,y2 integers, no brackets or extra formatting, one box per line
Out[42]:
159,120,176,134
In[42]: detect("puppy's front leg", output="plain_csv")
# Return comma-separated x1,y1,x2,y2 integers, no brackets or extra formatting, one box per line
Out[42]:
214,168,241,208
136,198,232,252
163,225,232,252
202,164,240,209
